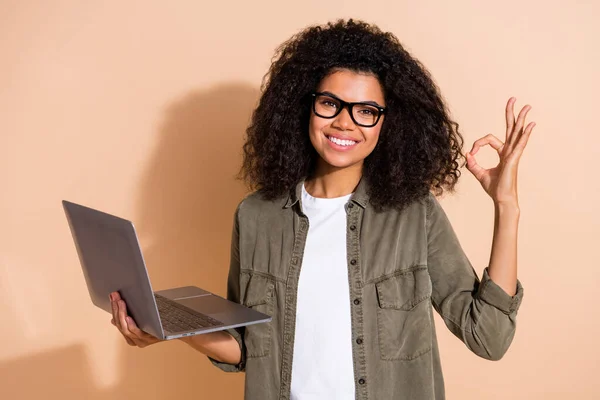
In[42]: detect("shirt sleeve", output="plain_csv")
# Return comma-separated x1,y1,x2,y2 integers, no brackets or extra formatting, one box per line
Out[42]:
426,193,524,361
207,202,247,372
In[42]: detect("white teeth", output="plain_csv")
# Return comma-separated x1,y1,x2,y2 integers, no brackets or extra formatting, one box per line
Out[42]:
328,136,357,146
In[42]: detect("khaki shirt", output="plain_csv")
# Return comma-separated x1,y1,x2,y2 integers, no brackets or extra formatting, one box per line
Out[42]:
209,177,524,400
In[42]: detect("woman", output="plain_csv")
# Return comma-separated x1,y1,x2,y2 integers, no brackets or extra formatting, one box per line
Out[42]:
110,19,534,400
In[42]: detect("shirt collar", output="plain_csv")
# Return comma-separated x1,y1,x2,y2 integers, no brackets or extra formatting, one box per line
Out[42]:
283,176,369,209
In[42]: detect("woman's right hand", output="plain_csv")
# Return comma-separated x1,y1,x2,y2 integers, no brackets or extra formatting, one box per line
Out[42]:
109,291,161,348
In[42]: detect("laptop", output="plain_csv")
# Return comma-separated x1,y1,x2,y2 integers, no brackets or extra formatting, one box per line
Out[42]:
62,200,271,340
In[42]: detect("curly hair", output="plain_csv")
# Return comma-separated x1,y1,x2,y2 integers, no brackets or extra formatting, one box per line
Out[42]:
239,19,466,212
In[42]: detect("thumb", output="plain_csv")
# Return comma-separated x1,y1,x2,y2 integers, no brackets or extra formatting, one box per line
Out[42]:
465,152,485,179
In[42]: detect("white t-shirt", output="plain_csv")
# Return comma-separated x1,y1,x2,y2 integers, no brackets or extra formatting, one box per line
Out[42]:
290,184,356,400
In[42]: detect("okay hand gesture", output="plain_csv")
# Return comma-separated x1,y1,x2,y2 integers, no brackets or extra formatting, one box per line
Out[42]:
466,97,536,206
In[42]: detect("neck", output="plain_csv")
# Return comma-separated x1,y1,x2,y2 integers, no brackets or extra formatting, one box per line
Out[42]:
304,161,363,198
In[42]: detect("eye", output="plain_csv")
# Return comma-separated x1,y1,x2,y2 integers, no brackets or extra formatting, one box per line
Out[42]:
319,99,338,109
355,105,378,116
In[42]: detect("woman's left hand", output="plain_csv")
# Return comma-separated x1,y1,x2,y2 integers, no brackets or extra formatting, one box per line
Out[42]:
465,97,536,206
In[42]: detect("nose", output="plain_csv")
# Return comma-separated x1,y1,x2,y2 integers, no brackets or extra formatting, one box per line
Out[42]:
332,105,355,130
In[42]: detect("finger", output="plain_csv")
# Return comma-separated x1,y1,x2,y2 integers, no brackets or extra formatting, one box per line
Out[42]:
110,292,122,323
117,300,134,338
470,134,504,156
505,97,516,138
126,316,149,340
109,297,137,346
509,105,532,148
111,316,136,345
126,316,158,345
110,295,121,330
509,121,536,160
465,152,487,180
117,301,142,347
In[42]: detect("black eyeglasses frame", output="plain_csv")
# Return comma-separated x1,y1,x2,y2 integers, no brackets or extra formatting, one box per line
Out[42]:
310,92,387,128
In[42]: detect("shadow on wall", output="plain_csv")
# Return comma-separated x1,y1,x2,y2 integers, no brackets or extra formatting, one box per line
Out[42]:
0,83,260,399
137,84,259,294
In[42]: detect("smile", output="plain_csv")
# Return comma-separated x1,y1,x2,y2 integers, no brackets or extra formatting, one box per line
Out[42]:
327,135,358,147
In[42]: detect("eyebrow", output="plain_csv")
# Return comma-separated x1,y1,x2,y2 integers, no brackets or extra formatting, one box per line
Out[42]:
320,91,385,108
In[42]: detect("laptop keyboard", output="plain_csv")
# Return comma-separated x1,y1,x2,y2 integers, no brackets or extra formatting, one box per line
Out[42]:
155,294,223,333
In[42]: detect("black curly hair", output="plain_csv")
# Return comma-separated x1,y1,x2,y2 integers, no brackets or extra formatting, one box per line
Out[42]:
239,19,466,212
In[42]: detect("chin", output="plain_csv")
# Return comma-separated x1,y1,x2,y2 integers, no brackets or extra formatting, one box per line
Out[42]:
319,154,361,169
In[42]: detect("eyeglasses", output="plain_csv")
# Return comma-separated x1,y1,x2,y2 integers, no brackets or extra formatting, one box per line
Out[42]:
311,92,386,128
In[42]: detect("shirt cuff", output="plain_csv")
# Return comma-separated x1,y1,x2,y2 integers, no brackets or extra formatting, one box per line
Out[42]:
477,267,524,315
207,328,246,373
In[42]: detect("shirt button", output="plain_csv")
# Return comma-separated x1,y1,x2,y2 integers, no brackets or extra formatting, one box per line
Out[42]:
358,378,366,385
349,225,356,231
356,338,363,344
350,259,357,265
348,203,354,209
353,298,361,305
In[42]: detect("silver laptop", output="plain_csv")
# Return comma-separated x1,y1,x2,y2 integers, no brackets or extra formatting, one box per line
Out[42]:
62,200,271,340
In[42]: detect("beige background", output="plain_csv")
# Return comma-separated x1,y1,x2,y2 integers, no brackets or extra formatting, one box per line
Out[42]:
1,1,598,399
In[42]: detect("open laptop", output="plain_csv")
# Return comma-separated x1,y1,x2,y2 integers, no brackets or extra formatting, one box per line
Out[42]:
62,200,271,340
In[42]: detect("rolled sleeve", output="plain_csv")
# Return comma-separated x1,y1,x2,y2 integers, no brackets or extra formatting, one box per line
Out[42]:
477,267,524,315
207,201,246,373
208,327,246,372
426,193,524,361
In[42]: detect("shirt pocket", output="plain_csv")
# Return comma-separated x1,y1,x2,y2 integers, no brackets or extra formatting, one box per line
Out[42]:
241,273,275,358
375,266,433,361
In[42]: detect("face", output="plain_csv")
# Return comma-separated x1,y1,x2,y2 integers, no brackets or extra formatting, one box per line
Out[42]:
309,69,386,173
